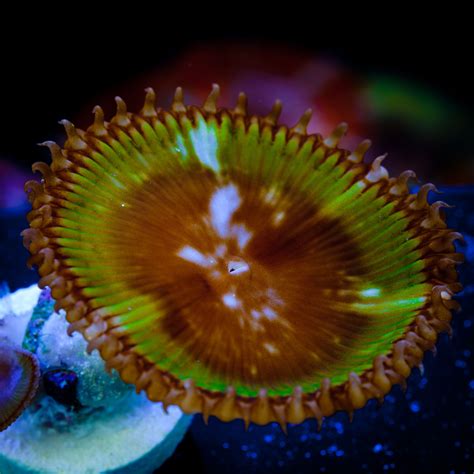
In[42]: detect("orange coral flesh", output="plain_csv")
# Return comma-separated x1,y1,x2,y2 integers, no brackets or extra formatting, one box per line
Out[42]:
0,346,40,431
22,85,463,429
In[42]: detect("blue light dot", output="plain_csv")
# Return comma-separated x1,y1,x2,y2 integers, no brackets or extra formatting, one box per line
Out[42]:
222,442,229,449
468,380,474,390
463,349,471,357
410,401,421,413
373,443,383,453
455,359,467,369
464,319,472,328
320,449,327,456
263,434,274,443
300,434,308,442
334,422,344,434
304,452,312,459
418,377,428,389
241,444,248,452
336,450,345,457
249,452,258,459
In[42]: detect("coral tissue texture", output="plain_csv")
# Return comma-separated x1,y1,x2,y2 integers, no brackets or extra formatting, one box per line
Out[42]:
22,85,463,430
0,346,40,431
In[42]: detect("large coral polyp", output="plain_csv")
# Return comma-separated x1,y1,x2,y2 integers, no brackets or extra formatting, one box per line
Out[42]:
22,85,462,430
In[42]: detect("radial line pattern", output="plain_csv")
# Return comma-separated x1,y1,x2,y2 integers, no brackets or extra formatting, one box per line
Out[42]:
22,85,463,430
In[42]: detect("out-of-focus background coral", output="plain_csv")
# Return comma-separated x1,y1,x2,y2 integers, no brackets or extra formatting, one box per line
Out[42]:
1,30,473,474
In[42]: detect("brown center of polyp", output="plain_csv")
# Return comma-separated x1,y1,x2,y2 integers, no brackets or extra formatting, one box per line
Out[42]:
105,167,368,387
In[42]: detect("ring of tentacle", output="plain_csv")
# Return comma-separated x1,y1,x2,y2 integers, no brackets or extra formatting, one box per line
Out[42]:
22,85,463,431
